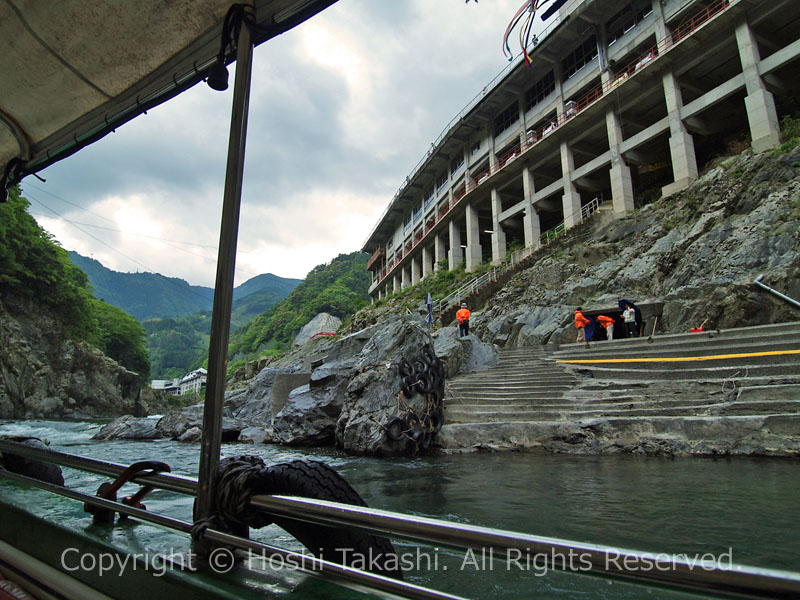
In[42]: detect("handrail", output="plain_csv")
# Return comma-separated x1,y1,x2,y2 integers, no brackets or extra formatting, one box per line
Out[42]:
754,275,800,310
2,439,800,599
0,468,462,600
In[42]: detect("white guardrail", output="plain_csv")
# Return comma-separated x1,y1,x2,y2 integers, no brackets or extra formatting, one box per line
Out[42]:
432,198,601,314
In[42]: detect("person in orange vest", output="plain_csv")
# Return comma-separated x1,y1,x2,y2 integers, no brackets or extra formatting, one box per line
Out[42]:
596,314,614,340
574,307,590,343
456,302,471,338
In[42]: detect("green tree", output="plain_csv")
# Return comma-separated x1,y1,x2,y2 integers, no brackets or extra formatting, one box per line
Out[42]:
0,186,151,377
229,251,370,358
90,299,151,379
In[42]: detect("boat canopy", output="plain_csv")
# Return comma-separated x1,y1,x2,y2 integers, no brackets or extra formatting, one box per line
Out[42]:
0,0,336,195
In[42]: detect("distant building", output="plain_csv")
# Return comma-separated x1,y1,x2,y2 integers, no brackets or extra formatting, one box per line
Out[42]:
179,368,207,395
151,368,207,396
362,0,799,300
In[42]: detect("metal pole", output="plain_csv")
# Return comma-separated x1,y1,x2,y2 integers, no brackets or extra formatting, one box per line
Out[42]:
754,275,800,310
195,2,255,554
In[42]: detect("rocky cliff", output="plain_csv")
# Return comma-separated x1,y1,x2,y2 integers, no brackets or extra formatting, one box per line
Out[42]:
0,294,140,419
473,149,800,344
347,148,800,345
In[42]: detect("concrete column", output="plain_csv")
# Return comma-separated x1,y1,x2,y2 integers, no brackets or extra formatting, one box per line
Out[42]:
524,202,541,250
448,219,463,270
490,188,506,265
411,256,420,285
434,233,446,270
401,265,409,288
651,0,668,41
606,109,634,215
521,166,541,250
662,70,698,196
736,21,780,152
393,274,399,293
465,203,482,272
560,142,581,228
421,245,433,278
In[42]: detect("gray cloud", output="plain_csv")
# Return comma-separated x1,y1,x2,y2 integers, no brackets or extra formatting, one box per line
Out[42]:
31,0,531,286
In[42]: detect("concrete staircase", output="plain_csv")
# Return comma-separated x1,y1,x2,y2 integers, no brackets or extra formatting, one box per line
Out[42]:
441,322,800,456
444,346,581,424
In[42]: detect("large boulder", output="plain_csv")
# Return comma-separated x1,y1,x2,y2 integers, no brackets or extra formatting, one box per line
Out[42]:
92,415,160,440
226,367,288,426
272,356,357,445
433,328,498,377
156,402,243,442
335,315,437,455
293,312,342,346
273,383,346,445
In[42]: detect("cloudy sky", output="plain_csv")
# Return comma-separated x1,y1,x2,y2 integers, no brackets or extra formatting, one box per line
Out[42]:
25,0,554,287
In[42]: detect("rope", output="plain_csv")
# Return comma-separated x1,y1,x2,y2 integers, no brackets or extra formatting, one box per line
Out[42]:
503,0,549,67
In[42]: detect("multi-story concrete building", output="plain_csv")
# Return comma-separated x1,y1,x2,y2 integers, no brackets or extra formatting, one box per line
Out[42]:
362,0,800,300
151,368,207,396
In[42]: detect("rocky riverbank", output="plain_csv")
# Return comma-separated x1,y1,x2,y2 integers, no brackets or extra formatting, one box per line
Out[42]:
0,294,141,419
96,315,498,454
15,147,800,458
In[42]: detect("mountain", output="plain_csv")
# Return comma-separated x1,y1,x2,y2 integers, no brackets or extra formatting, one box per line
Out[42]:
229,252,370,363
68,251,301,322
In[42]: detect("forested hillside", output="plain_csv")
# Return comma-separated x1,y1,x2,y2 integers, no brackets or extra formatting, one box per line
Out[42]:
229,252,370,361
69,252,301,322
143,312,211,380
1,188,149,378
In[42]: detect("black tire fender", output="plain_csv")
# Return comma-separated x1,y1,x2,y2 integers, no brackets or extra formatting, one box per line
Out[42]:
398,358,413,378
417,372,434,394
418,432,432,450
412,359,429,375
401,374,417,397
220,458,403,579
429,410,444,433
402,412,419,430
429,389,442,406
384,417,405,442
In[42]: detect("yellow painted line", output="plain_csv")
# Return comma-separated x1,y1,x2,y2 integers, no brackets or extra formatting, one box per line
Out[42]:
557,349,800,364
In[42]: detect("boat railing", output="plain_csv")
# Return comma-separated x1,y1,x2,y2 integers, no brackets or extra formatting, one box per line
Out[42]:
2,438,800,600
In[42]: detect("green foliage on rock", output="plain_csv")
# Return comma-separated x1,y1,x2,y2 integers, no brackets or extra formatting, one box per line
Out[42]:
0,187,95,338
89,299,151,380
0,187,150,377
229,252,370,358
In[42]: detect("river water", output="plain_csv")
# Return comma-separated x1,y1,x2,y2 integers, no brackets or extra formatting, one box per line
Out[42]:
2,419,798,599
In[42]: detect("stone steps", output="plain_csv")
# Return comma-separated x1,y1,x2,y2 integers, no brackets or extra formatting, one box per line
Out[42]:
556,321,800,354
553,340,800,362
562,362,800,380
442,322,800,441
445,399,800,421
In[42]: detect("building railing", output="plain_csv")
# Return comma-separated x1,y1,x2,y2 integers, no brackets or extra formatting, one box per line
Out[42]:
433,267,506,314
370,0,737,290
366,246,384,270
